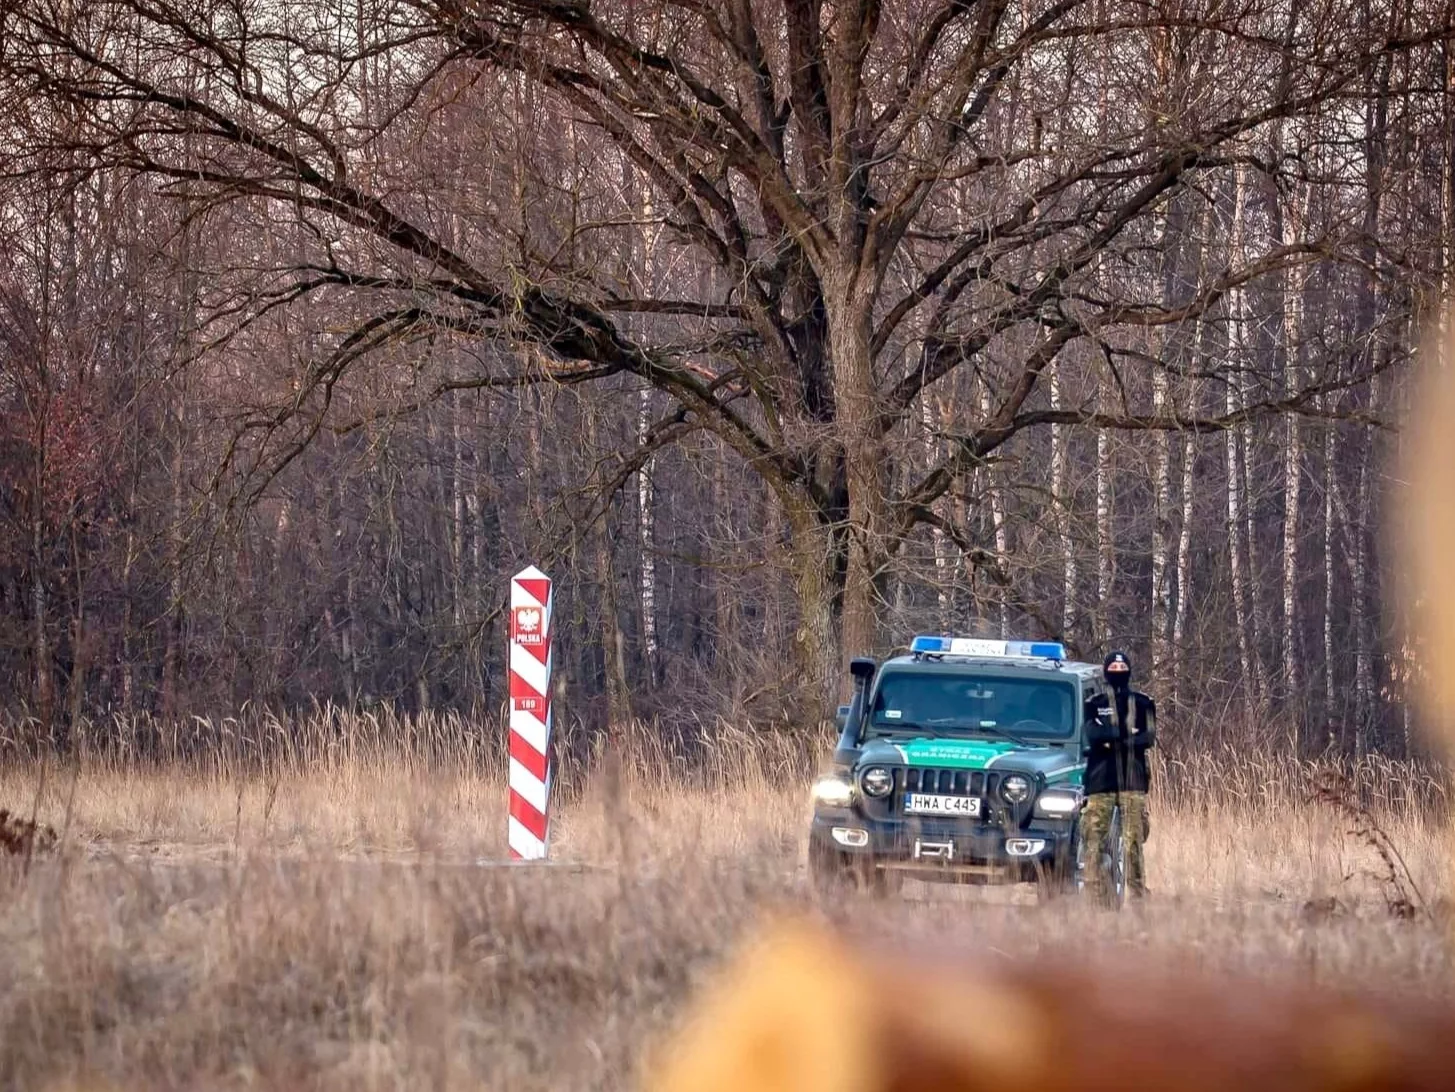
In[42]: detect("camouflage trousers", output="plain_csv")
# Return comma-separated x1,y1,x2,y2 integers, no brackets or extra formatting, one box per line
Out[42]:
1080,791,1149,898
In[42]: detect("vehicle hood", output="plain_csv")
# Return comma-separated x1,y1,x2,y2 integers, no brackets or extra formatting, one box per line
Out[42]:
858,736,1082,782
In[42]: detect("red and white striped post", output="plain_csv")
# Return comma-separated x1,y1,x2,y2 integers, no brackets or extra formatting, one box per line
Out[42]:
508,566,553,860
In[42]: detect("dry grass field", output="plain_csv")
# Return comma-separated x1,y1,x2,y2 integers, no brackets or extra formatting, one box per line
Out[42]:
0,712,1452,1091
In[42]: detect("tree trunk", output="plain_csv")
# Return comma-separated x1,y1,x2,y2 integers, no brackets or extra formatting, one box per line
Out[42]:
1226,367,1254,700
1324,406,1339,747
1243,417,1268,696
1279,183,1309,745
159,394,186,717
1052,360,1076,641
1174,427,1196,711
1350,56,1389,753
585,410,632,729
1242,385,1267,700
635,185,660,684
451,407,466,631
1353,408,1375,752
1095,372,1114,644
1150,363,1173,686
30,509,53,733
596,515,633,730
824,276,887,661
783,495,838,721
1172,198,1215,710
473,395,499,709
711,439,737,670
160,208,196,718
67,525,87,735
1445,41,1455,306
1226,164,1256,703
980,384,1010,638
923,385,952,627
637,387,659,680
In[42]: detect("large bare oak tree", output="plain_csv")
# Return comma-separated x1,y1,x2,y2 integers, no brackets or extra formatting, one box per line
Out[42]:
4,0,1446,713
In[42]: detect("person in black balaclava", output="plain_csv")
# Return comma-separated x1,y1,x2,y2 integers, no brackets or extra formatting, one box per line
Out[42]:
1081,650,1157,903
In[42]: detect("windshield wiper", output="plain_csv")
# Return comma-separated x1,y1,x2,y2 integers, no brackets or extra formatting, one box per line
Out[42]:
870,723,933,738
923,718,1033,747
979,723,1034,747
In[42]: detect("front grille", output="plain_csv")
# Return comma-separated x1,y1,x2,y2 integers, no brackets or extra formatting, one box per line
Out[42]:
901,766,1001,800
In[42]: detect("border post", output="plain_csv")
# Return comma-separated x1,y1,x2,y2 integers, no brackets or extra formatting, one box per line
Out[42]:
508,566,553,859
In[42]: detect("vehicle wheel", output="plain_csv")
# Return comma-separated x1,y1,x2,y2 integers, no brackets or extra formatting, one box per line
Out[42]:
868,865,904,900
1036,850,1076,903
808,838,856,898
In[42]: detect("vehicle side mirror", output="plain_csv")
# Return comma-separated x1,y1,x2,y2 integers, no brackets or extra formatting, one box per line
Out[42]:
835,704,851,729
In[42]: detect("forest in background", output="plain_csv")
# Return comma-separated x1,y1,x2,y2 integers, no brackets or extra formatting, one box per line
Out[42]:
2,0,1454,757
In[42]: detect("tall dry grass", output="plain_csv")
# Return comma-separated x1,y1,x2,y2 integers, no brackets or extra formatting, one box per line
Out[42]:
0,707,1451,1090
4,706,1445,811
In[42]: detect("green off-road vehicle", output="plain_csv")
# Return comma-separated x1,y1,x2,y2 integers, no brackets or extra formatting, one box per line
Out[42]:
808,635,1108,902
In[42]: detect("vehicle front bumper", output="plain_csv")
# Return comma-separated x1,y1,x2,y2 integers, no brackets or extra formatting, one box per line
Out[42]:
809,809,1075,881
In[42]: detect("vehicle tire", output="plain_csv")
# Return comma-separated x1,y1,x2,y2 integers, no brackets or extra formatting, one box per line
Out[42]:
1036,849,1076,903
808,838,856,898
867,865,904,900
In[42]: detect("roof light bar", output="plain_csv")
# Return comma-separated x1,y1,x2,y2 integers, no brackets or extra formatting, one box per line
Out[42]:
909,635,1066,661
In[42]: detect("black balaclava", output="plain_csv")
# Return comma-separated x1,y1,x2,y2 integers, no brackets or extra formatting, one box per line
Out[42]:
1103,650,1132,725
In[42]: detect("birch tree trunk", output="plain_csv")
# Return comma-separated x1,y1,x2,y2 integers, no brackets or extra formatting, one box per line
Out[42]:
1151,188,1183,686
1243,415,1267,694
160,280,192,717
450,410,466,630
1096,371,1114,644
1151,364,1172,684
1352,390,1376,752
635,185,659,682
68,525,88,735
980,384,1010,638
1279,183,1309,743
1226,165,1256,701
30,501,52,730
1324,405,1339,747
1051,360,1076,640
1349,57,1389,754
1173,423,1196,710
637,388,658,676
924,386,951,626
1172,197,1216,709
1226,352,1254,700
1445,43,1455,306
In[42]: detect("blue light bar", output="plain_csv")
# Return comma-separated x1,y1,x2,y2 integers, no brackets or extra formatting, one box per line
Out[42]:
910,635,1066,661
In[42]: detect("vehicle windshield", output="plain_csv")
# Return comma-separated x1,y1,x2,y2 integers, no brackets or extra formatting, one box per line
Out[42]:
865,672,1077,741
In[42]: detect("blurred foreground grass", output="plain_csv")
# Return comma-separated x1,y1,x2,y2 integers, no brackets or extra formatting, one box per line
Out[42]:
0,737,1451,1091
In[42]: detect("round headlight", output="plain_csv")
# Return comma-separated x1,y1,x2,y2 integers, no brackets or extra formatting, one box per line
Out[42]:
1001,774,1032,804
860,766,893,798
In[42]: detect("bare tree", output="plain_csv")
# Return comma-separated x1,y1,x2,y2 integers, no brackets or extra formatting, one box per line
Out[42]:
0,0,1451,744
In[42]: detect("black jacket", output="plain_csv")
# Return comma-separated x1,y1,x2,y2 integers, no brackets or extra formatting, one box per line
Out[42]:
1083,689,1156,795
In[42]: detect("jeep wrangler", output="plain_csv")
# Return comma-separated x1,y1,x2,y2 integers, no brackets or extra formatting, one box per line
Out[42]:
807,635,1108,901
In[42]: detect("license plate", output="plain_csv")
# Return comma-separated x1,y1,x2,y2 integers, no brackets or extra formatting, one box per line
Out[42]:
903,793,981,817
